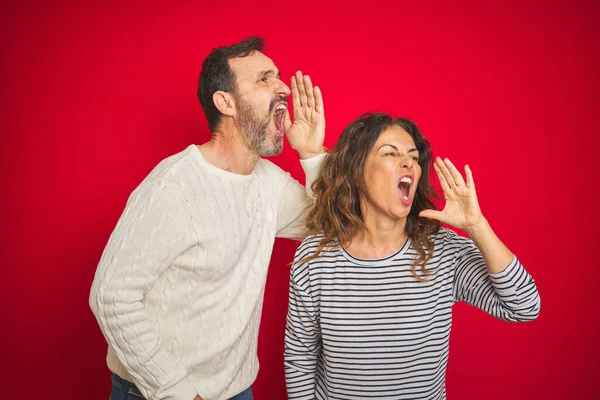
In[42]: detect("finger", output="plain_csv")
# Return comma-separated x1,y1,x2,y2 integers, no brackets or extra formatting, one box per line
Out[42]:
465,164,475,191
291,75,301,112
436,157,457,189
419,209,444,222
284,109,292,132
314,86,324,114
434,159,452,193
295,70,307,107
444,158,466,187
303,75,315,109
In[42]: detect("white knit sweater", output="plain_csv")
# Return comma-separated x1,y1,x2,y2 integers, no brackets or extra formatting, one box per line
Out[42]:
90,144,325,400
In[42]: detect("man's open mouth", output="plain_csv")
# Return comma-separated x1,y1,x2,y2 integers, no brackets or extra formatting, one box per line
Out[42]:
273,102,287,136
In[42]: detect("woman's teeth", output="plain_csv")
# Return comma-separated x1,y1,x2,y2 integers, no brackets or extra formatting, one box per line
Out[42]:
398,177,412,200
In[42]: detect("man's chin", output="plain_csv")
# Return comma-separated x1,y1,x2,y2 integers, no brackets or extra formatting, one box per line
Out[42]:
260,138,284,157
261,147,283,157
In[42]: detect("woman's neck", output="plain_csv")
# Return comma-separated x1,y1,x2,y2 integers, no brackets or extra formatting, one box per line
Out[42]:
346,211,408,259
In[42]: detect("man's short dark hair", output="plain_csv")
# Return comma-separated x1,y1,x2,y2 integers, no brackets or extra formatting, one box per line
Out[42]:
197,36,264,133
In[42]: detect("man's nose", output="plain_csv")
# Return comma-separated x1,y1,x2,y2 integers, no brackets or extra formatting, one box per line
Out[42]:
276,79,291,97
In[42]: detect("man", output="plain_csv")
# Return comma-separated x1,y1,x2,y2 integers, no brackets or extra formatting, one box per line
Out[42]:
89,36,326,400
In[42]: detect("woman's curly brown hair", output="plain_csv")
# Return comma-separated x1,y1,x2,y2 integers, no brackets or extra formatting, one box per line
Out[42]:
303,113,442,281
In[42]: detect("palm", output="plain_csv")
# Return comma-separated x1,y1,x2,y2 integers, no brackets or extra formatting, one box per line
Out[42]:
284,71,325,156
420,158,485,232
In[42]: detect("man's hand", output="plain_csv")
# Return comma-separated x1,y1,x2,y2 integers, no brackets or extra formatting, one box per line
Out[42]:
284,70,326,159
194,395,204,400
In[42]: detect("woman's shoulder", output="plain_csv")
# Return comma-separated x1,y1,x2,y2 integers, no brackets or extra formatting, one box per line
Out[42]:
431,227,463,241
430,227,473,253
301,233,327,246
295,233,328,260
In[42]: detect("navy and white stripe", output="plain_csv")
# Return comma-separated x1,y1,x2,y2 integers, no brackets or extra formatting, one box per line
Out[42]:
284,228,540,399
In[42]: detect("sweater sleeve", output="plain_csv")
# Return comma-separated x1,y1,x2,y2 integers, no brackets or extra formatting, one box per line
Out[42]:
276,153,325,240
449,230,541,322
89,176,198,400
284,244,321,399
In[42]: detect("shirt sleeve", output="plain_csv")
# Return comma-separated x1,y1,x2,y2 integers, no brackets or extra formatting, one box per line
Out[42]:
276,153,326,240
89,176,199,400
449,230,541,322
284,243,322,399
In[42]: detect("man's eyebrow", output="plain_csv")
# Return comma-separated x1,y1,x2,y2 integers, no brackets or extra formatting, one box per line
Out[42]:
257,69,280,79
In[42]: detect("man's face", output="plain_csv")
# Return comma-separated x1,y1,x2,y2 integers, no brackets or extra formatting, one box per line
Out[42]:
228,51,291,156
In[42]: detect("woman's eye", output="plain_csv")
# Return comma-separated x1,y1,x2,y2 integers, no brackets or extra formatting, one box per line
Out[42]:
384,152,396,157
412,157,419,162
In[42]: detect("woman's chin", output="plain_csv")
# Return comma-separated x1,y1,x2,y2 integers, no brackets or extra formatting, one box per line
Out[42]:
389,206,412,221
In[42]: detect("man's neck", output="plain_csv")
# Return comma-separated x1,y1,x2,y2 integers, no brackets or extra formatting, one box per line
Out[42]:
198,125,259,176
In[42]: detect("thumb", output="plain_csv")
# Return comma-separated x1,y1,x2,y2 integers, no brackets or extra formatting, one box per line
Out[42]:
419,209,444,222
284,109,292,132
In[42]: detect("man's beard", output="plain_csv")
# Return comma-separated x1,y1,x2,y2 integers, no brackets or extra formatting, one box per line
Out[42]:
237,96,284,157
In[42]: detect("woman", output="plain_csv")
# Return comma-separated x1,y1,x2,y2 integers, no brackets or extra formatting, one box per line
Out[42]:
284,113,540,400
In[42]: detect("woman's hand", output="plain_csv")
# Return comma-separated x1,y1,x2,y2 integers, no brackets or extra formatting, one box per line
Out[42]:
419,157,487,236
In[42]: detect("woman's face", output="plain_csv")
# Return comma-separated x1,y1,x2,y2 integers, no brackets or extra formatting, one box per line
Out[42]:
361,125,422,221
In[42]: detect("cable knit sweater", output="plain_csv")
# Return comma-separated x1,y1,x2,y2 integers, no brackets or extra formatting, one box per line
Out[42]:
90,144,325,400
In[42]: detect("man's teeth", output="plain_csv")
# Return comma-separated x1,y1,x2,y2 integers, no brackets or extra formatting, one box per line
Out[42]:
275,104,287,113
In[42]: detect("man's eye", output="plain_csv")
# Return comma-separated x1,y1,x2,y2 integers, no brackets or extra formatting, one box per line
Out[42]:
259,76,269,83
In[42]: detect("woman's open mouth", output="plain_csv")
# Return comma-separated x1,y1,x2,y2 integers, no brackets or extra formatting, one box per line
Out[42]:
397,175,413,205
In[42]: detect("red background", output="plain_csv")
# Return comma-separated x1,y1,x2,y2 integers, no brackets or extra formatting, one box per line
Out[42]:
1,1,599,399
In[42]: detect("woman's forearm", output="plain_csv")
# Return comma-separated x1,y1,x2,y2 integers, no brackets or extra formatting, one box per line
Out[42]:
465,218,514,274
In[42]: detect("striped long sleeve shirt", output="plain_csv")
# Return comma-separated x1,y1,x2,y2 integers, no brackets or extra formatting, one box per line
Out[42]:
284,228,540,400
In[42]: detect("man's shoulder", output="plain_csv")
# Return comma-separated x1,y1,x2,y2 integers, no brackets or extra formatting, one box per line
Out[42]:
131,145,201,190
151,145,197,177
130,145,198,196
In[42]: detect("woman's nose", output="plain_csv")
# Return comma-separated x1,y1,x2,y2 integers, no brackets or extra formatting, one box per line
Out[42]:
400,155,414,169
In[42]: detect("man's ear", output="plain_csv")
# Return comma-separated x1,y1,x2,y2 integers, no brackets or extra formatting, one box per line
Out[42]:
213,91,236,117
